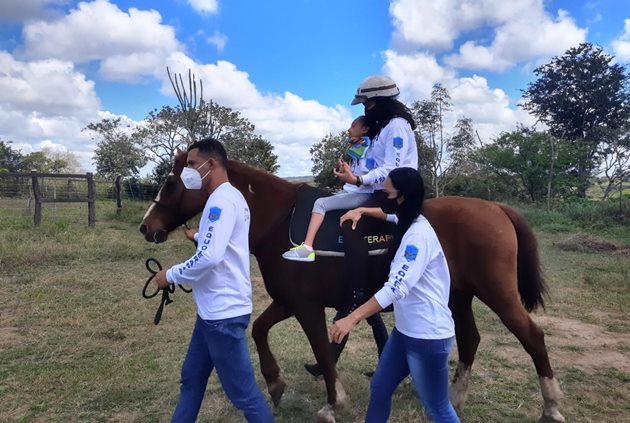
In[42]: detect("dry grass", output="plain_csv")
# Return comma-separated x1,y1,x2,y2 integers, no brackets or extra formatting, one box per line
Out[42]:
0,202,629,422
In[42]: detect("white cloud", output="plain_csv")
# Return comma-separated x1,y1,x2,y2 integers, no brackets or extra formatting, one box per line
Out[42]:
390,0,586,72
21,0,181,81
382,52,535,144
448,75,536,141
162,54,352,176
0,51,99,117
612,19,630,61
187,0,218,15
207,31,227,52
383,49,454,101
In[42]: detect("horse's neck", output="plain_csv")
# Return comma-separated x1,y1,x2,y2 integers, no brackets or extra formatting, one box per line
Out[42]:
226,161,299,250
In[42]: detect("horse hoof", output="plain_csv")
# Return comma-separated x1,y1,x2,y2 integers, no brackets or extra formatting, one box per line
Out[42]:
538,411,565,423
268,379,286,407
317,404,336,423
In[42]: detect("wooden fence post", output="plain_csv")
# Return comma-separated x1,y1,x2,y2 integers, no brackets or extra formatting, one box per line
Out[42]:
114,175,122,215
87,172,95,227
31,170,41,226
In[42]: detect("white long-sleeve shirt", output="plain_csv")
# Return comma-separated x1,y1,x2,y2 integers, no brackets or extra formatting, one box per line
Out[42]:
360,117,418,190
166,182,253,321
374,216,454,340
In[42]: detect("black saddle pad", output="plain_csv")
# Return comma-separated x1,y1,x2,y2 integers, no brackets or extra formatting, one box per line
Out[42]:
289,185,396,255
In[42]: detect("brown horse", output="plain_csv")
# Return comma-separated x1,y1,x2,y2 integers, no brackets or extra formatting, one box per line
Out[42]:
140,152,565,423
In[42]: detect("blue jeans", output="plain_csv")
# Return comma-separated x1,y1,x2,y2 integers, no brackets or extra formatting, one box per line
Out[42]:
366,328,460,423
171,314,274,423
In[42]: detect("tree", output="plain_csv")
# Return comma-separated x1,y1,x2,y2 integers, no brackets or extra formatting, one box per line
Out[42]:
166,68,279,173
597,127,630,201
476,127,583,202
413,84,477,197
86,118,147,179
522,43,630,197
223,135,279,173
310,131,348,191
133,105,186,185
0,140,23,172
41,147,83,173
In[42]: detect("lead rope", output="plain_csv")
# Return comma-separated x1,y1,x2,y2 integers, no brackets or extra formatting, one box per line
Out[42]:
142,257,192,325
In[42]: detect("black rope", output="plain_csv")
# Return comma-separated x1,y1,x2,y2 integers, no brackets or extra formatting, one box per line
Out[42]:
142,257,191,325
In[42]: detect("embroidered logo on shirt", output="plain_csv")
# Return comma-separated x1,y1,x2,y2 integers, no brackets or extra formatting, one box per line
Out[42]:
403,244,419,261
366,158,376,170
208,206,222,222
393,136,403,149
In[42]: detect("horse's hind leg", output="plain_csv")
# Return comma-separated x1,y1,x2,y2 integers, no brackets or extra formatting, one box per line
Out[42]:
481,293,565,423
294,306,346,423
252,300,293,407
448,289,479,411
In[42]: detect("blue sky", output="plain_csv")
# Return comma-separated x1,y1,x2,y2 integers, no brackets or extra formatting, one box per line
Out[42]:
1,0,630,176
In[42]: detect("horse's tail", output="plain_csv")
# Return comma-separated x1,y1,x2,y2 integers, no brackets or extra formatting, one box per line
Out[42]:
498,204,548,312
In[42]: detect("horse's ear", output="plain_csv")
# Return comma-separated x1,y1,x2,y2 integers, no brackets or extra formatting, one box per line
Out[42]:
175,148,185,159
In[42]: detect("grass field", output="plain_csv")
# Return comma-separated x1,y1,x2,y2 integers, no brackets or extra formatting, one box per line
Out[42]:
1,199,629,422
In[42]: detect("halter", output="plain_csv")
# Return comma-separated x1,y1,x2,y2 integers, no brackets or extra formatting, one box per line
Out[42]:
142,257,191,325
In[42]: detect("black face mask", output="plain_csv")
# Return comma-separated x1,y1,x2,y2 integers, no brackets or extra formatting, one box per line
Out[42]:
380,197,401,215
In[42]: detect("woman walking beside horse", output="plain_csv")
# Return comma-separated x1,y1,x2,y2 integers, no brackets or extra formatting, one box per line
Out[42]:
331,167,460,423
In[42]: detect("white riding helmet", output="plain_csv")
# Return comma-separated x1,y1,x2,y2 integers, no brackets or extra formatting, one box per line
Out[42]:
351,75,400,105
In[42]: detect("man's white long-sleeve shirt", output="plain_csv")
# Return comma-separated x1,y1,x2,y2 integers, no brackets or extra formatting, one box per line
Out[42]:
166,182,253,321
360,117,418,190
374,216,454,339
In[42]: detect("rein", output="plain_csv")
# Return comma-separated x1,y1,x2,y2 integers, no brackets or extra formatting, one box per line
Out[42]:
142,257,191,325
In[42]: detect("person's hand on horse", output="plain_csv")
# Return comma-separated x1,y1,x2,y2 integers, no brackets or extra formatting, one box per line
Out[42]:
154,269,170,289
333,159,356,185
340,208,364,230
182,224,197,241
329,314,358,344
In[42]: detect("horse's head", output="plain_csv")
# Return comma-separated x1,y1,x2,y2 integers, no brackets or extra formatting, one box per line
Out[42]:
139,149,207,243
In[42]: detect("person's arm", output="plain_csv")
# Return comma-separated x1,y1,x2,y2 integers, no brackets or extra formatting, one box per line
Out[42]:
165,198,236,285
340,206,388,230
361,123,410,186
329,297,383,343
373,231,431,309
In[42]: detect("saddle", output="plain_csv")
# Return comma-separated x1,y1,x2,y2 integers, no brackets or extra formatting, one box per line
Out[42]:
289,185,395,256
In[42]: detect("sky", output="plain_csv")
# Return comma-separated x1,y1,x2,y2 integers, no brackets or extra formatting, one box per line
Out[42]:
1,0,630,177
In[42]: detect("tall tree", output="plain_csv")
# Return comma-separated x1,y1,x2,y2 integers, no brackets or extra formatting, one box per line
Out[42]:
413,84,476,197
166,68,279,173
522,43,630,197
86,118,147,179
133,105,186,185
0,140,23,172
310,131,348,191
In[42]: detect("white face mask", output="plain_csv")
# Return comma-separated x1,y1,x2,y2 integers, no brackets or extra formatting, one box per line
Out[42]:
180,158,211,190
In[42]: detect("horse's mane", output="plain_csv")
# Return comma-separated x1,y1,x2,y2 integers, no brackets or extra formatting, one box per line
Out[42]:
227,160,295,187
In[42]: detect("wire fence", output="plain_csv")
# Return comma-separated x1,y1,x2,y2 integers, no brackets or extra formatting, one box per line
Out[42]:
0,172,160,228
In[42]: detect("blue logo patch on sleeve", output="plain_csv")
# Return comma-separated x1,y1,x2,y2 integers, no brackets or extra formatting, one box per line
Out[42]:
366,158,376,170
208,207,222,222
403,244,419,262
393,136,403,149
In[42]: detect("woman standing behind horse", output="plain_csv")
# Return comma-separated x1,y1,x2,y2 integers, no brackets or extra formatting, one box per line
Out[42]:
330,167,460,423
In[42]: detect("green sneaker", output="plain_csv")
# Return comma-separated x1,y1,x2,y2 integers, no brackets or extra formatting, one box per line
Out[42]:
282,243,315,262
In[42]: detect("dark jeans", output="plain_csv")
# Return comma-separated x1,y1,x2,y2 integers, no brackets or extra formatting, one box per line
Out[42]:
171,314,274,423
366,328,460,423
339,190,387,312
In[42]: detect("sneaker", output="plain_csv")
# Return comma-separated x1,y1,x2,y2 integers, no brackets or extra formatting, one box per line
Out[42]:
282,243,315,262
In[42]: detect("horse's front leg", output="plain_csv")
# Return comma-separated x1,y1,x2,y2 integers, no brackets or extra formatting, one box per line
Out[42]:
252,300,293,407
294,305,347,423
